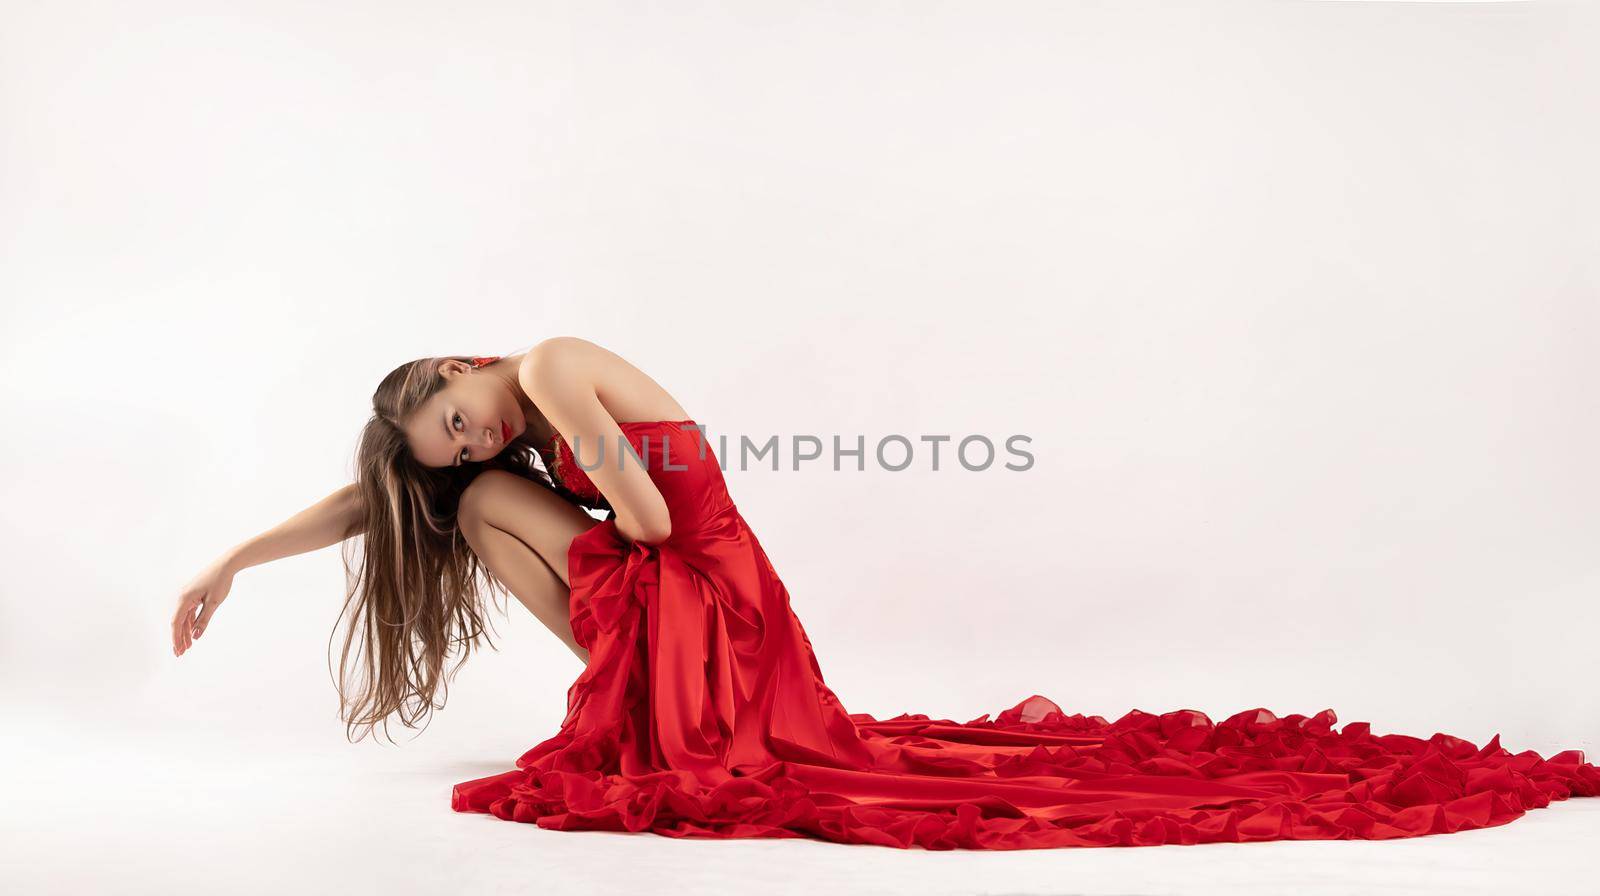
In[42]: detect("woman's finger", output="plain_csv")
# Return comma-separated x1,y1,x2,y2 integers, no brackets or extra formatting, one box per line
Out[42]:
178,596,199,654
172,601,190,655
186,597,203,649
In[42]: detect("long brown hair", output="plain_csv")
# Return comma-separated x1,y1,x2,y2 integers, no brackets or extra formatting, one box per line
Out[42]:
332,354,589,743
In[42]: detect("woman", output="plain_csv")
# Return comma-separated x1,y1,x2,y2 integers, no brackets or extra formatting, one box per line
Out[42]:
172,336,1599,850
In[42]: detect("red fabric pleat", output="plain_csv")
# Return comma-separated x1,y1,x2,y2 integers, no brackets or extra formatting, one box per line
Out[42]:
452,420,1599,850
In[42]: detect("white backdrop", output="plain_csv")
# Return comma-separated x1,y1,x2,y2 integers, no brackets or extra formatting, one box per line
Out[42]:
2,3,1597,883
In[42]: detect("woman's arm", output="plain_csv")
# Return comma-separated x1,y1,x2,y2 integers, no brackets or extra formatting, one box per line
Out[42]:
224,482,366,573
174,482,365,656
519,339,673,544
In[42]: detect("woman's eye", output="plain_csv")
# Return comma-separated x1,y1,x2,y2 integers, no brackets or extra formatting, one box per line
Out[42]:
454,413,469,464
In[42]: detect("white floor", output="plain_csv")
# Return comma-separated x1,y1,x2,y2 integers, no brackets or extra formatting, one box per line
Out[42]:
5,705,1597,896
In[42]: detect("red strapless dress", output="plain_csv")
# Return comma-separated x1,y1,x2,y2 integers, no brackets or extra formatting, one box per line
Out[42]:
451,419,1598,849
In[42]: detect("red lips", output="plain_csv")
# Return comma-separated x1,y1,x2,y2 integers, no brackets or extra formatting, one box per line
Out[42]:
501,420,512,443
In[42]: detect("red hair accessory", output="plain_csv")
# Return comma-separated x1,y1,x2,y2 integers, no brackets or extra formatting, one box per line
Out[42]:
469,355,501,369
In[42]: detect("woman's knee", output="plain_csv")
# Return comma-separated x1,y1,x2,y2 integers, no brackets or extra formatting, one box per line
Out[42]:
459,468,586,535
458,469,525,531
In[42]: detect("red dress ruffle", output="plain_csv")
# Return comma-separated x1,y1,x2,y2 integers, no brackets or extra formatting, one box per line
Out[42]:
452,420,1599,849
548,429,604,505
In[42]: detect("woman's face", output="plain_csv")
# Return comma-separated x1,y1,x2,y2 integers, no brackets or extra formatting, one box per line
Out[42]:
404,360,529,469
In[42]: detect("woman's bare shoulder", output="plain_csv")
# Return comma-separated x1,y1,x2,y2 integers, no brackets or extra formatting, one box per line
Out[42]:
518,335,622,381
519,336,689,423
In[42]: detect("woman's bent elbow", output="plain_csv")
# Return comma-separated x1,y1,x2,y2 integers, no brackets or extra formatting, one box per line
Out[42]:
637,520,672,545
619,514,672,545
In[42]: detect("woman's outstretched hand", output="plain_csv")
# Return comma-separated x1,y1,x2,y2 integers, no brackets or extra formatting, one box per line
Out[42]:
172,556,235,656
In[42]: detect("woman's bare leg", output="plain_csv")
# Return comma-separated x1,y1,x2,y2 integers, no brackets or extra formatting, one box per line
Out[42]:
458,470,601,664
